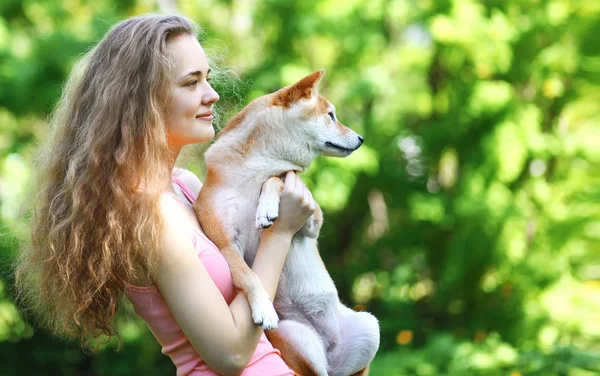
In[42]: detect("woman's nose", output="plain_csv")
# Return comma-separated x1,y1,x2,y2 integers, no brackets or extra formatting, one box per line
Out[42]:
202,83,220,106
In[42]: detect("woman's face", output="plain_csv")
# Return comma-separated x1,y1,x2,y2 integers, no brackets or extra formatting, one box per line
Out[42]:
165,34,219,151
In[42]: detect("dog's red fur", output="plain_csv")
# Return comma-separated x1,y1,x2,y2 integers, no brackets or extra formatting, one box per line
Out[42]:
265,330,321,376
265,329,371,376
272,70,324,108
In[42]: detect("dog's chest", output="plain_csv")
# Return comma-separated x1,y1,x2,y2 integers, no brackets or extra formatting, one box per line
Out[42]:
212,186,262,258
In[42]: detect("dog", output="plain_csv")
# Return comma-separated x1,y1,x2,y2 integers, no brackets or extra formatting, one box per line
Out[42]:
194,70,380,376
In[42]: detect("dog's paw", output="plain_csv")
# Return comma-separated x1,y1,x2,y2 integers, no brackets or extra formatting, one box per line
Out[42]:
255,200,279,229
299,215,319,238
250,292,279,330
255,214,278,229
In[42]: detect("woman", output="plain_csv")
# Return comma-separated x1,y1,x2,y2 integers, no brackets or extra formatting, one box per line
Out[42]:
16,14,315,375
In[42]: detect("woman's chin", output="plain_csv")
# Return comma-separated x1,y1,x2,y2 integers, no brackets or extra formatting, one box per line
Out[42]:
194,128,215,143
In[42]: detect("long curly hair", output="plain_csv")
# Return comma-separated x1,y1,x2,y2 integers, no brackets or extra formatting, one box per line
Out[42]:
15,14,199,345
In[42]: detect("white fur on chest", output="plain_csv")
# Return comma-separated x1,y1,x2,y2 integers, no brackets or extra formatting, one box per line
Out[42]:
211,186,262,262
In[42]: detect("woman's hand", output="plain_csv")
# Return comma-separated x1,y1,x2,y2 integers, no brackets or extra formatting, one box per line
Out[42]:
268,171,315,238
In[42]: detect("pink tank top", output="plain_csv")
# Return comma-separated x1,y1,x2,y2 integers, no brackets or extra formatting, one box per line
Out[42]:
124,177,294,376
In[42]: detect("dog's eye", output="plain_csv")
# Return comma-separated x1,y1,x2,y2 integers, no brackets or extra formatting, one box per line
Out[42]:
328,112,335,121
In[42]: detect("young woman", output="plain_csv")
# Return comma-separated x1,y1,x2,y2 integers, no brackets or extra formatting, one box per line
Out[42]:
16,14,316,375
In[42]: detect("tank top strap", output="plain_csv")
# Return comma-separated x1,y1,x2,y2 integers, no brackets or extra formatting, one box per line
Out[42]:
172,177,197,205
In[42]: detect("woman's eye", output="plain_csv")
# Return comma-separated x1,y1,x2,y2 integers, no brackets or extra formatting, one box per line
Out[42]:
328,112,335,121
186,80,198,87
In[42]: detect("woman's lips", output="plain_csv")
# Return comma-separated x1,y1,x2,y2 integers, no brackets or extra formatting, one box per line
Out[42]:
196,112,213,121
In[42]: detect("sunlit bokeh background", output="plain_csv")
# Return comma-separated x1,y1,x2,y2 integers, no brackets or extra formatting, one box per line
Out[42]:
1,0,599,374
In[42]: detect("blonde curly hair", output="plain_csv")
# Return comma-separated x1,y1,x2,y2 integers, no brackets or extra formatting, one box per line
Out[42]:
15,14,199,345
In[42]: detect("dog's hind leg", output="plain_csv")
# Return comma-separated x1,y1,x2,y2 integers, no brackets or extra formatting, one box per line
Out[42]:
265,320,328,376
327,304,380,376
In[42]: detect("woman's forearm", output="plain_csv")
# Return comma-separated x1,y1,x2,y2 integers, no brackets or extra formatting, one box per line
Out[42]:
249,229,292,299
225,229,292,370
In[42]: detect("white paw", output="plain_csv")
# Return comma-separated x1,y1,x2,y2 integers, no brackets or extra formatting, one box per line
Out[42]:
250,291,279,330
255,199,279,229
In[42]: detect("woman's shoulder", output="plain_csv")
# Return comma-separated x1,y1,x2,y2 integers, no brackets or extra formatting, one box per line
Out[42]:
172,167,203,196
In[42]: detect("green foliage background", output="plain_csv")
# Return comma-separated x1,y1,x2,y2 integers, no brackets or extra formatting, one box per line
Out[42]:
1,0,599,374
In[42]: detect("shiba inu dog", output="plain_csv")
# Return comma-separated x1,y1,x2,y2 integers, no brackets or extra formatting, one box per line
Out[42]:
194,70,379,376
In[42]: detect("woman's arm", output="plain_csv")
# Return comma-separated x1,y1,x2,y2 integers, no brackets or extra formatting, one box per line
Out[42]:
155,172,313,376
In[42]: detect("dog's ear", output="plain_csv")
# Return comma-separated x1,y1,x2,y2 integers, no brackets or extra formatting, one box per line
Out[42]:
273,69,325,108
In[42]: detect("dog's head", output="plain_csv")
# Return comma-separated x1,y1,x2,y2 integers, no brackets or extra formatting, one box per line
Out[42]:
270,69,364,158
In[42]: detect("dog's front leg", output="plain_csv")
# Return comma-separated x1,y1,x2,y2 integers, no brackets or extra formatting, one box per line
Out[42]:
256,176,322,239
219,243,279,330
255,176,284,229
196,192,279,330
298,203,322,239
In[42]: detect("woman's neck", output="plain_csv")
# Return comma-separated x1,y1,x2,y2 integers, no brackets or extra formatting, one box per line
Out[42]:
168,145,182,170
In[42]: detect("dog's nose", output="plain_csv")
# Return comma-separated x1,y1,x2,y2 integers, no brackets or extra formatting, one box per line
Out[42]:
358,136,364,145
